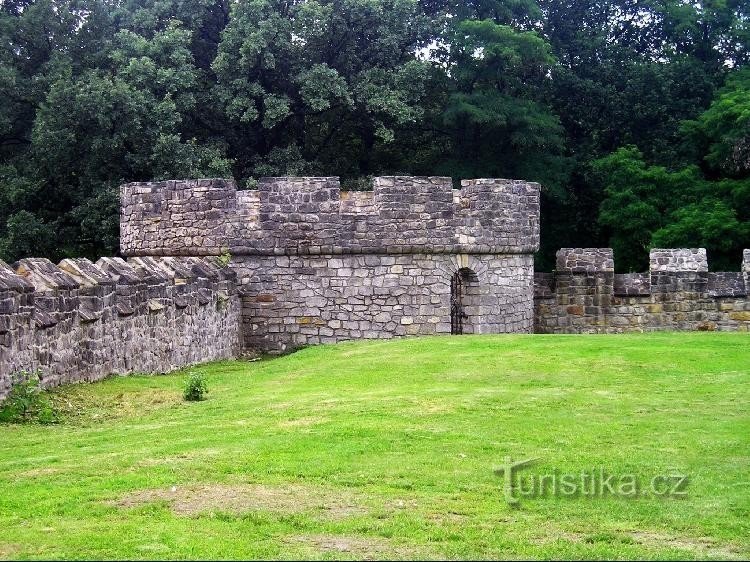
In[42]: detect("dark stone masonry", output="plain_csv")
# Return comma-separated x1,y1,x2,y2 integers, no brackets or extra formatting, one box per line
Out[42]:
535,248,750,333
1,175,748,399
0,256,241,398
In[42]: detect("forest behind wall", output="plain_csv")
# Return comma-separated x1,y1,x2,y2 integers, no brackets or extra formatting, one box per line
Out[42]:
0,0,748,271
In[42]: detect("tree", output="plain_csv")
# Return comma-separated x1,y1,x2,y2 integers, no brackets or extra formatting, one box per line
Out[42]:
596,68,750,273
595,147,707,271
683,69,750,179
435,19,568,189
0,0,231,262
211,0,434,179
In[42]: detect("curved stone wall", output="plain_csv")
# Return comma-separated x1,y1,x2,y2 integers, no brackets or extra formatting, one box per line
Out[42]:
235,253,534,353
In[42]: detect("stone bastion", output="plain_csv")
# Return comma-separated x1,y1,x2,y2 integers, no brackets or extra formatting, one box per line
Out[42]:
120,176,542,352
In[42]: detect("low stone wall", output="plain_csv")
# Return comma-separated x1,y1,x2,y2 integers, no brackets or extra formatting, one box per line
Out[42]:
534,248,750,333
233,253,533,352
0,256,241,399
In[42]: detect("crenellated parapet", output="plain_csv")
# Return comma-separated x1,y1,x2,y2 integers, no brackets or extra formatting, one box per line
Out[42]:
534,248,750,333
120,176,541,257
649,248,709,298
120,179,237,256
0,256,241,398
649,248,708,272
548,249,615,330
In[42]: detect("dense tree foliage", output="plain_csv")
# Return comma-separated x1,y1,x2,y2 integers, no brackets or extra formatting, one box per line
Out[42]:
595,70,750,271
0,0,748,270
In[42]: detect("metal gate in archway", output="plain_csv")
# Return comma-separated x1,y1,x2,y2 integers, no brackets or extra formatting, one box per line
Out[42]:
450,271,465,335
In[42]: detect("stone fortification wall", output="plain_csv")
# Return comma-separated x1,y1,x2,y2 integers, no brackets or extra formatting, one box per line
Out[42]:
0,256,241,398
120,176,541,352
534,248,750,333
2,175,541,397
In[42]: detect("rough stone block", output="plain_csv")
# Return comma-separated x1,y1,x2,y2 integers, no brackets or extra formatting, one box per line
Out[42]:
555,248,614,273
649,248,708,272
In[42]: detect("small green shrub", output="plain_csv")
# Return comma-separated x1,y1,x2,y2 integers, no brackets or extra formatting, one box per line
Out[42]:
0,371,58,424
216,247,232,268
183,372,208,402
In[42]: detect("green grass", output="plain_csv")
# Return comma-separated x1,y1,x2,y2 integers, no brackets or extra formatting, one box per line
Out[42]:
1,333,749,560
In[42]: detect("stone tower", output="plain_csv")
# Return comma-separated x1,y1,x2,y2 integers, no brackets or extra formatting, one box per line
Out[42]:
121,176,541,352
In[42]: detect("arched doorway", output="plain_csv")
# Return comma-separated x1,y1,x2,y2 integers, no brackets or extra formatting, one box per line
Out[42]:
451,268,479,334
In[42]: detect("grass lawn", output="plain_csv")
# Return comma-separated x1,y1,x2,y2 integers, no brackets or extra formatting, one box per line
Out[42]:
1,333,749,560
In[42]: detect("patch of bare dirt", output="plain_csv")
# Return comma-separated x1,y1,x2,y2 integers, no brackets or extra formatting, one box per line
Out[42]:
409,401,454,416
529,528,586,546
425,510,472,525
285,534,421,560
132,448,221,469
112,483,367,519
268,401,295,411
532,527,744,559
52,388,180,424
0,544,22,559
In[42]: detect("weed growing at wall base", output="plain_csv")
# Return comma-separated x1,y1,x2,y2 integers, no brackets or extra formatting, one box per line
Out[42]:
216,247,232,268
0,371,57,424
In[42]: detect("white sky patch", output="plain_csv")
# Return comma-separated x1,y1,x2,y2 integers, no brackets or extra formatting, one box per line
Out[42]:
416,39,445,62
